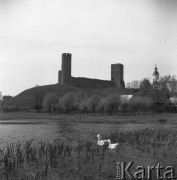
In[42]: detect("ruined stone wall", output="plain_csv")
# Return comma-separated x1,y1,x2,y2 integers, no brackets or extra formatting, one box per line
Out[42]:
58,53,125,89
71,77,114,88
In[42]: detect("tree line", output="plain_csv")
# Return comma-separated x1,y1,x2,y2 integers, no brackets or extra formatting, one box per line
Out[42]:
42,92,153,115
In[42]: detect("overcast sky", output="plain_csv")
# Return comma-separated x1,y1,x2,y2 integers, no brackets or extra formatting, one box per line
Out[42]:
0,0,177,96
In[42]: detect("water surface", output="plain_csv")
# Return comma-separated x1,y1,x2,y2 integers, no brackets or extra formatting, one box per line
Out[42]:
0,118,166,147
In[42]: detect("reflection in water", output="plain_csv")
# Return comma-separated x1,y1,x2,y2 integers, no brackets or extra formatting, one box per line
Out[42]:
54,122,78,144
56,122,75,133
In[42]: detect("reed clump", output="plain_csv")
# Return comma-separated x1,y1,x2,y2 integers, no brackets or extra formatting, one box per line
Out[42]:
0,128,177,180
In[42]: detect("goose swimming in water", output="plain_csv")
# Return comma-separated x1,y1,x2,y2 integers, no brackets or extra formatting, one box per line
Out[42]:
97,134,109,146
108,139,118,149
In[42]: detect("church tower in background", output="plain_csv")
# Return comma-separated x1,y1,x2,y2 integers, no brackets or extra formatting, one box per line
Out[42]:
153,65,159,82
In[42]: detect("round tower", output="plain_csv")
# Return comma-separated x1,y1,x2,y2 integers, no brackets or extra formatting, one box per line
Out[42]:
61,53,72,84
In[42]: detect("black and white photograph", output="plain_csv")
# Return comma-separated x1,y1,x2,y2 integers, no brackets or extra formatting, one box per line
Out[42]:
0,0,177,179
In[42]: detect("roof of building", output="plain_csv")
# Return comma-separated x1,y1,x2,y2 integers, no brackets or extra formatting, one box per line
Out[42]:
170,97,177,104
167,75,177,83
120,95,133,104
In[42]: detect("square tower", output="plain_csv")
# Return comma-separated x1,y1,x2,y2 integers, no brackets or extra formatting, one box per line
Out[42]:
111,63,125,88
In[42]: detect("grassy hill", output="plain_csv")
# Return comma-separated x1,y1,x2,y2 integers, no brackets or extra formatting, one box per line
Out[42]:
3,84,130,108
3,84,81,108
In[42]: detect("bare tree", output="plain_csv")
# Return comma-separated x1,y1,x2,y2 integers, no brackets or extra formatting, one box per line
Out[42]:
158,75,170,89
131,96,152,114
43,93,58,114
74,91,88,113
85,95,100,115
167,75,177,93
98,97,107,115
79,99,88,115
33,88,43,110
151,89,169,113
159,75,170,83
104,94,121,115
0,92,2,101
59,92,75,114
126,80,141,89
0,92,2,106
140,78,152,94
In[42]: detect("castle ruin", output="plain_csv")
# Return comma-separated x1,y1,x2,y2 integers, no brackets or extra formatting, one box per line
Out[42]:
58,53,125,89
59,53,72,84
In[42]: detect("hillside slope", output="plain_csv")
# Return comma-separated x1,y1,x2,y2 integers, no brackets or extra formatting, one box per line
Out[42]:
3,84,82,108
3,84,130,108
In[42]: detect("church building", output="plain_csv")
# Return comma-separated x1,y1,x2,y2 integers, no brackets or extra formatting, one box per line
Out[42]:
152,65,177,93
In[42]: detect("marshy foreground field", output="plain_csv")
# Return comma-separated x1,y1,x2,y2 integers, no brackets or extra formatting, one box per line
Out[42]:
0,112,177,180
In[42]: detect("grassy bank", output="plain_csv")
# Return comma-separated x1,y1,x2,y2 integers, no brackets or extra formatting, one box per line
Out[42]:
0,128,177,180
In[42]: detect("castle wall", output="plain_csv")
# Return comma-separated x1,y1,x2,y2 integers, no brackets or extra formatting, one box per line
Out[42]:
58,53,125,89
61,53,72,84
71,77,114,88
111,63,125,88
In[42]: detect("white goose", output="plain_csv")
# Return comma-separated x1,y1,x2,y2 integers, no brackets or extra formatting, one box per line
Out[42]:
97,134,109,146
108,139,118,149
